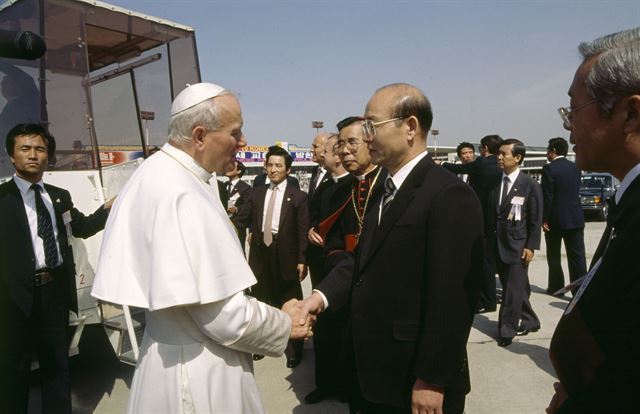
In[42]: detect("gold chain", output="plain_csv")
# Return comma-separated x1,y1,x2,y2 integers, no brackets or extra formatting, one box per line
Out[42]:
350,168,381,236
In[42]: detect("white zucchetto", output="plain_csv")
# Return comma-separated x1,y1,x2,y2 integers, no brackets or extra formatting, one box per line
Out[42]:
170,82,226,116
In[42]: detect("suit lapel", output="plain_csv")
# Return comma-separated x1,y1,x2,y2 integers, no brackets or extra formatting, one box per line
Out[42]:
499,172,525,213
279,184,293,229
255,185,267,232
8,179,31,239
358,156,431,270
45,184,68,243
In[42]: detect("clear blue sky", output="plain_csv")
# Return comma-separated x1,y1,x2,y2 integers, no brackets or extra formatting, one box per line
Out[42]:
109,0,639,148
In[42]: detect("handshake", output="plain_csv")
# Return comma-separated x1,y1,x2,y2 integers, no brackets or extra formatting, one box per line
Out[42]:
281,292,325,340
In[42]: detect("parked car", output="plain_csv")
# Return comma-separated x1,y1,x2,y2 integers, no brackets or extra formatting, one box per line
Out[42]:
579,173,619,221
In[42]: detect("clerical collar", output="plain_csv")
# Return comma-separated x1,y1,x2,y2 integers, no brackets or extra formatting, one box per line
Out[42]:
333,172,350,182
162,143,213,184
616,162,640,204
355,165,379,181
14,174,44,195
387,150,428,192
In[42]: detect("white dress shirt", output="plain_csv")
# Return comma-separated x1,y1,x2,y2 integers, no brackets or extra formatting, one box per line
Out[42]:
498,168,520,204
261,179,287,234
14,174,62,269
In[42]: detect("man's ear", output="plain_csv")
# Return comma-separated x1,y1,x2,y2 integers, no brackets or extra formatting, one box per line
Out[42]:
406,116,419,142
623,95,640,134
192,126,207,149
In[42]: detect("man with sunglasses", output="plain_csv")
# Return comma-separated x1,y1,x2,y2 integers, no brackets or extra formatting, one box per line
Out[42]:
301,84,483,414
548,27,640,414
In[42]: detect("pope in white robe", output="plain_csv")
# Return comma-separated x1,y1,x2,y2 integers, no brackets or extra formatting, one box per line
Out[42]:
92,83,305,413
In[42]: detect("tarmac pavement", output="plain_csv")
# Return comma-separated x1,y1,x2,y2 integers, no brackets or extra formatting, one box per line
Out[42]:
29,221,606,413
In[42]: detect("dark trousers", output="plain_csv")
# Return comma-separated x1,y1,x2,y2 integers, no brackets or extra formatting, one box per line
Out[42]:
497,258,540,339
545,228,587,293
313,305,349,391
476,247,497,311
0,278,71,414
251,241,303,360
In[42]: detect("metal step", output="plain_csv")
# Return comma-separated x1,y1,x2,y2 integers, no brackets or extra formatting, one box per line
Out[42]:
119,350,138,366
103,314,142,331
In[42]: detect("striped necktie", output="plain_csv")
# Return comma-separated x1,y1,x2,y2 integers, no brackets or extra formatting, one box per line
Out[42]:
32,184,59,268
380,177,396,217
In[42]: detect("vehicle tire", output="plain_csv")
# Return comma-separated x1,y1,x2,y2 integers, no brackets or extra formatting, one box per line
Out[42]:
598,202,609,221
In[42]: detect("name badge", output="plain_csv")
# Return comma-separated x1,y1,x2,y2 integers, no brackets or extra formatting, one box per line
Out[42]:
62,210,72,224
511,196,525,205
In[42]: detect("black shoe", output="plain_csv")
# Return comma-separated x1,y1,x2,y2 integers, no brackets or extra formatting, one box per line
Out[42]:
497,337,513,347
305,388,329,404
286,357,300,368
253,354,264,361
516,327,540,336
476,306,497,314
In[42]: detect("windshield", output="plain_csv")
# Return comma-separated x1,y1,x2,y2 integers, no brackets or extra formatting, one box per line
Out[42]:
580,175,611,189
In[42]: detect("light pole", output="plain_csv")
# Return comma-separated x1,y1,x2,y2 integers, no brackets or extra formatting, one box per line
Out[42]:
312,121,324,134
431,129,439,158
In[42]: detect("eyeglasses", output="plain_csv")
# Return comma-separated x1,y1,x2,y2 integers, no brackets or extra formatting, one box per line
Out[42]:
362,117,405,137
334,138,365,152
557,100,596,129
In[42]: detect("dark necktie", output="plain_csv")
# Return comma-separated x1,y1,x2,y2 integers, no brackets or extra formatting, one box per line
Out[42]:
381,177,396,217
32,184,59,268
226,181,233,195
500,176,510,206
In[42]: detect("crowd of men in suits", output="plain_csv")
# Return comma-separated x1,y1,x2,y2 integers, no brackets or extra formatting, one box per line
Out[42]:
1,26,638,414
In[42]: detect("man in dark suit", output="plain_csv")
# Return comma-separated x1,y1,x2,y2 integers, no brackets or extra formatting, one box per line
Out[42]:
252,145,300,188
440,134,504,313
547,27,640,414
0,124,111,414
454,141,475,183
300,83,484,413
237,145,309,368
307,133,333,287
541,137,586,295
306,122,368,405
225,160,251,249
486,138,542,347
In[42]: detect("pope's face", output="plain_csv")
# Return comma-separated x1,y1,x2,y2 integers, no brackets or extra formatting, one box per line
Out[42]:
199,95,246,174
266,155,290,185
11,134,49,183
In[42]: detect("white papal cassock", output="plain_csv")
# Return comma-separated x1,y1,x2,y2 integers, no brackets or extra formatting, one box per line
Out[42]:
92,143,291,413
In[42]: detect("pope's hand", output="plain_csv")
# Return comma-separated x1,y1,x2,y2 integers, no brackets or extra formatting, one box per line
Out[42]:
282,299,315,340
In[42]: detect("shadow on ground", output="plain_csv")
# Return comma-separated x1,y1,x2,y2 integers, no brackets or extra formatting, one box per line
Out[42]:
473,314,557,378
29,325,135,414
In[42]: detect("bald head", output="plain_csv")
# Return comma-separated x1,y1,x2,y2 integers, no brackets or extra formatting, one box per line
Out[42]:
368,83,433,140
311,132,331,166
363,83,433,175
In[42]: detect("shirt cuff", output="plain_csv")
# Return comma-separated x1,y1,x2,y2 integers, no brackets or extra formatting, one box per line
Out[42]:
312,289,329,311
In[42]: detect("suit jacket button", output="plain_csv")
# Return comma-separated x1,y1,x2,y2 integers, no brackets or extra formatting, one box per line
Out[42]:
355,279,363,287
